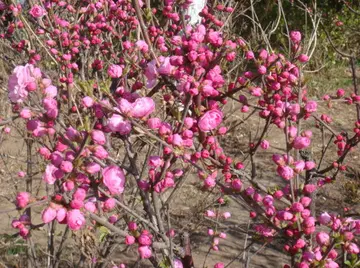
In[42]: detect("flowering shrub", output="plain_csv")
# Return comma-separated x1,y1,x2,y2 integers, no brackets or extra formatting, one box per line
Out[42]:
0,0,359,267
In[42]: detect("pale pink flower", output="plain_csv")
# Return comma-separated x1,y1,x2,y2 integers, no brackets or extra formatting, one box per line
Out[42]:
102,165,126,194
147,118,161,129
135,40,149,53
138,232,152,246
20,108,32,119
318,212,332,225
8,65,36,103
293,136,311,149
277,165,294,180
305,161,316,170
85,162,101,174
16,192,30,208
43,164,58,185
198,109,223,132
107,64,123,78
294,160,305,173
91,130,106,145
107,114,131,135
205,210,216,218
82,96,94,108
304,101,317,113
145,60,158,88
148,156,164,168
347,243,359,254
290,31,302,43
84,202,96,213
29,5,46,18
125,235,135,245
93,145,109,159
157,57,174,76
174,258,183,268
277,211,293,221
129,97,155,118
66,209,85,230
138,246,152,259
42,207,57,223
316,232,330,246
56,208,67,222
44,85,57,98
260,140,270,149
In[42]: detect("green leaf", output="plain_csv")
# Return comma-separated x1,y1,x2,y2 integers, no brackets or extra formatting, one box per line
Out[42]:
99,226,110,242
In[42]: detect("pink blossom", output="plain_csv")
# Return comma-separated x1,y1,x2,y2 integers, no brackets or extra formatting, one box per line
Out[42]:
223,212,231,219
325,260,339,268
91,130,106,145
102,165,126,194
44,85,57,98
304,101,317,113
128,222,137,231
205,210,216,218
276,211,293,221
277,165,294,180
298,54,309,62
93,145,109,159
305,161,316,170
198,109,223,132
231,179,242,191
316,232,330,246
138,246,152,258
107,64,123,78
135,40,149,53
43,98,58,119
56,208,67,222
157,57,174,76
125,235,135,245
148,156,164,168
147,118,161,129
60,161,73,173
16,192,30,208
318,212,331,225
174,258,184,268
19,227,30,239
8,65,36,103
294,160,305,173
43,164,58,184
138,232,152,246
129,97,155,118
291,202,304,212
293,136,311,149
85,162,101,174
145,60,158,88
347,243,359,254
42,207,57,223
260,140,270,149
84,202,96,213
214,263,224,268
29,5,46,18
73,188,86,201
204,176,216,188
66,209,85,230
103,198,116,211
290,31,302,43
108,114,131,135
20,108,32,119
82,96,94,108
